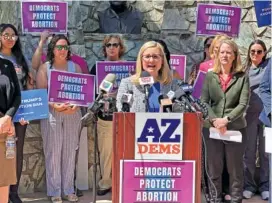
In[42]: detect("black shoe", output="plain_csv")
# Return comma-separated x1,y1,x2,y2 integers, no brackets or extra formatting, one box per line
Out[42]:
9,193,22,203
76,188,84,197
97,187,111,196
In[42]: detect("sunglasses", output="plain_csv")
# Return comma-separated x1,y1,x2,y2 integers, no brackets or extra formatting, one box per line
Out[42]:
142,54,162,61
55,45,69,51
105,43,120,48
2,34,18,41
250,49,263,55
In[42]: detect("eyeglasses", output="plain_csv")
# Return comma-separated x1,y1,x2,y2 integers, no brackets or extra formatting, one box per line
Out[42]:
55,45,69,51
2,34,18,41
250,49,263,55
142,54,162,61
105,43,120,48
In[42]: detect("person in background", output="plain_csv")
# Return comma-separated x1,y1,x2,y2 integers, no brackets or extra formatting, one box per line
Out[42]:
0,57,21,203
259,58,271,127
188,36,214,85
116,40,180,112
32,31,89,74
89,34,126,196
153,39,182,80
201,39,250,203
259,58,271,203
243,40,270,200
0,23,33,203
36,35,82,203
199,35,231,73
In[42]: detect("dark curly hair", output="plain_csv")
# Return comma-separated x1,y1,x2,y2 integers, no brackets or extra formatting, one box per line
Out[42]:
47,34,71,68
0,23,29,88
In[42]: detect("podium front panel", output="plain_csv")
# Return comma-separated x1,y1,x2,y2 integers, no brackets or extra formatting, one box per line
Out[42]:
112,112,202,203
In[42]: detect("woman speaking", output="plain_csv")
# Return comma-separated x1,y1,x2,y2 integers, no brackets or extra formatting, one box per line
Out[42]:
117,41,180,112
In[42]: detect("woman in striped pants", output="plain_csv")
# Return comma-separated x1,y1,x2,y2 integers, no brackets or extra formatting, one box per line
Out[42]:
36,35,82,203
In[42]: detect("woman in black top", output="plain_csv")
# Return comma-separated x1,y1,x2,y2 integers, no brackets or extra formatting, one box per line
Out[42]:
0,57,21,203
0,23,33,203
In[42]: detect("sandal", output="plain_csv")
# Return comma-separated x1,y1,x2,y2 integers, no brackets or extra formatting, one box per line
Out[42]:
63,194,78,202
224,194,231,203
51,196,62,203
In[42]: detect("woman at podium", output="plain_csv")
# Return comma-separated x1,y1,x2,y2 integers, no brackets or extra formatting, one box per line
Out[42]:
201,39,250,203
116,40,180,112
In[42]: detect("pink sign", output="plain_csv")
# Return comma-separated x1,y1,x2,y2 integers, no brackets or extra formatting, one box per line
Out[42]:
119,160,195,203
170,55,186,80
21,1,68,34
196,4,242,38
192,70,207,99
48,70,95,107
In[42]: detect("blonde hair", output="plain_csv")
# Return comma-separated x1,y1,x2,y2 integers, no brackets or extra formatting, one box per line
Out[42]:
209,34,231,59
213,39,244,74
132,41,172,85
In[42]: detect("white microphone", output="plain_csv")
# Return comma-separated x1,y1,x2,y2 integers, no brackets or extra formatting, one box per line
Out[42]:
97,73,116,100
99,73,116,93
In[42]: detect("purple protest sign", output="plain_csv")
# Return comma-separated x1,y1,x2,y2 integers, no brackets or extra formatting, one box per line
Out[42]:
196,4,242,38
48,70,95,107
96,61,136,93
192,70,207,99
170,55,186,80
119,160,195,203
21,1,68,34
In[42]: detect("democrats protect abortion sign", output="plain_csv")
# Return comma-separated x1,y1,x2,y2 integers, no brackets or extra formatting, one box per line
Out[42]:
196,4,241,37
119,160,195,203
96,61,136,93
21,1,68,34
48,70,95,107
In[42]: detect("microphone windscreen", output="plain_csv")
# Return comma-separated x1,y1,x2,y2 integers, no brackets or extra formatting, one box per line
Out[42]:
140,71,151,77
99,73,116,92
104,73,116,84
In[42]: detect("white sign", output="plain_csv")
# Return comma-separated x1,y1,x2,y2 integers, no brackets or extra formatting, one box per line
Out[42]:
135,113,183,160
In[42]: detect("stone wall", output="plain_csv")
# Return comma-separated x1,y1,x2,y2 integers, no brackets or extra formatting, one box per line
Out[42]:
0,0,271,193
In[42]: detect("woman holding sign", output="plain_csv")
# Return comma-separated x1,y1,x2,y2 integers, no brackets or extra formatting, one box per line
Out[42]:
243,40,269,200
0,23,34,203
36,35,82,203
89,34,126,196
116,40,180,112
201,39,249,203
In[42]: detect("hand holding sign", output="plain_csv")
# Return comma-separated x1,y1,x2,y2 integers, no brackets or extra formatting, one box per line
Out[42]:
19,118,29,126
62,105,79,115
53,103,70,112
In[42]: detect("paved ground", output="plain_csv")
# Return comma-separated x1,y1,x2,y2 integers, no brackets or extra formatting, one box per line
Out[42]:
20,190,268,203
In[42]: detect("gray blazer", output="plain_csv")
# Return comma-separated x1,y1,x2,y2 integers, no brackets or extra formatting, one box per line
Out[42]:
116,76,181,112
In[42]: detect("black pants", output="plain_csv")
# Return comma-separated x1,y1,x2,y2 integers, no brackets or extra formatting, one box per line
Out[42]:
203,127,246,203
9,123,27,194
244,112,269,193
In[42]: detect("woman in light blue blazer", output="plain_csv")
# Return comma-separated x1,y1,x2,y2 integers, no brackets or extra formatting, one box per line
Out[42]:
116,41,180,112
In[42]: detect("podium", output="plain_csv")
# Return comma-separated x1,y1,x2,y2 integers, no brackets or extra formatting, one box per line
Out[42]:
112,112,202,203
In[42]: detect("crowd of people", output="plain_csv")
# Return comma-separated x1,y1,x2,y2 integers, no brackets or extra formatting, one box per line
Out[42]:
0,21,271,203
